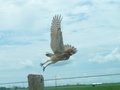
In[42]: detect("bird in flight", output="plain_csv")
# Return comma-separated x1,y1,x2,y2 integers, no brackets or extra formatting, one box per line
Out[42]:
40,15,77,71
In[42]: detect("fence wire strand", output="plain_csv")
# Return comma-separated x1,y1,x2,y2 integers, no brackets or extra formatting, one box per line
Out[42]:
0,73,120,85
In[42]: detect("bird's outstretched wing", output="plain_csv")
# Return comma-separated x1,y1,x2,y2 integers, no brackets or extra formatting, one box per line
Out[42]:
50,15,65,54
64,44,77,54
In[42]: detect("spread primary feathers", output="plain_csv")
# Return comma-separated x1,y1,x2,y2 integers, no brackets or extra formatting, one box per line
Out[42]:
40,15,77,71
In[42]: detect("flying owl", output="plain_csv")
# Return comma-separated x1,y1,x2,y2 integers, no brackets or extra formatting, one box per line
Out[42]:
40,15,77,71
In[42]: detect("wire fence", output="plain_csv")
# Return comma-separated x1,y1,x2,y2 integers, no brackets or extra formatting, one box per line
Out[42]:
0,73,120,89
45,73,120,81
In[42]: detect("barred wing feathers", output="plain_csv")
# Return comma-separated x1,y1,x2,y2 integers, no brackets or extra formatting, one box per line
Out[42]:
50,15,65,54
64,44,77,54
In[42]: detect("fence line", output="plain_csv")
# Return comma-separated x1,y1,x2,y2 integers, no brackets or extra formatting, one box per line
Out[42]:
0,73,120,85
45,73,120,81
0,81,27,85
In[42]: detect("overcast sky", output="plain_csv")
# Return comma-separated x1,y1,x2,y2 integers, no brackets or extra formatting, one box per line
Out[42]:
0,0,120,87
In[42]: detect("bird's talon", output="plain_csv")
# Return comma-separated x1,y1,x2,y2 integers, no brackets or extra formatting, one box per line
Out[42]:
40,63,43,67
43,67,45,71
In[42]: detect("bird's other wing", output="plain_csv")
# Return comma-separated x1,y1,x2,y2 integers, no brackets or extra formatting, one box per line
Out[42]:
64,44,77,54
50,15,65,54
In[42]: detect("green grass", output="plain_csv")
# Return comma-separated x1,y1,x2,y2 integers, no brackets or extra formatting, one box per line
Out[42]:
45,83,120,90
7,83,120,90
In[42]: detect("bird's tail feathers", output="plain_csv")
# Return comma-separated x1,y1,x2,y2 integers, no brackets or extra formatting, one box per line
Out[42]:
46,52,54,57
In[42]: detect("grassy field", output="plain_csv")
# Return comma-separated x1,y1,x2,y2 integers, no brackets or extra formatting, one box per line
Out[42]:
45,83,120,90
6,83,120,90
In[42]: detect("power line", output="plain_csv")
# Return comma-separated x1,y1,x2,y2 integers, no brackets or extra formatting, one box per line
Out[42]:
0,81,27,85
45,73,120,81
0,73,120,85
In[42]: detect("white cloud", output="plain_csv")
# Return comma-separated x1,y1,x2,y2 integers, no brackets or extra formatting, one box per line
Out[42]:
0,43,48,70
89,47,120,63
0,0,94,31
20,60,34,68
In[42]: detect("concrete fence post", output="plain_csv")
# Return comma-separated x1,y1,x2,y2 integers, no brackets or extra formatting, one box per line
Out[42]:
28,74,44,90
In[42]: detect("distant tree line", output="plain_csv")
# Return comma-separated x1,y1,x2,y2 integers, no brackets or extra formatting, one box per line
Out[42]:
0,86,27,90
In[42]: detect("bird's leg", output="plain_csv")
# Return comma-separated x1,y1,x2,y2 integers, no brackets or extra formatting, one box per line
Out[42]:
43,61,57,71
40,63,44,67
40,60,51,67
43,62,52,71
